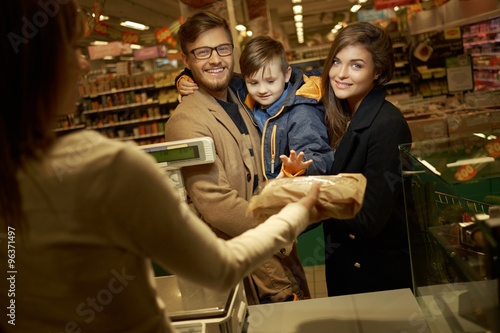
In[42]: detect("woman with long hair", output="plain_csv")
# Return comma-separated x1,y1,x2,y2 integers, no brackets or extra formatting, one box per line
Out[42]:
320,22,413,296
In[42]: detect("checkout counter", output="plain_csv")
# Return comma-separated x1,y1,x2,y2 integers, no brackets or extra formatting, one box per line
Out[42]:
246,288,429,333
155,275,429,333
156,276,500,333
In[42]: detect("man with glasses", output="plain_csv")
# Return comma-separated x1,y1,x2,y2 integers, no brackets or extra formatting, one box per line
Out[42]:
164,11,308,304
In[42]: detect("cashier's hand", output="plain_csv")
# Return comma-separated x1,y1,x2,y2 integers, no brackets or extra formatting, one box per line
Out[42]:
297,183,322,224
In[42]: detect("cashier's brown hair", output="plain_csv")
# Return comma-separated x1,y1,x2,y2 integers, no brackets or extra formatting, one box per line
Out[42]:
0,0,84,229
321,22,394,149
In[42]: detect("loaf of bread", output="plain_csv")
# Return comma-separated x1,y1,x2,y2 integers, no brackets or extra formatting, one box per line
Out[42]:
248,174,367,222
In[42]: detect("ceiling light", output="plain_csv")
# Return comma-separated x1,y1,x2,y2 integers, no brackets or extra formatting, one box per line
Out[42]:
334,23,343,30
246,30,253,37
130,44,142,50
358,0,368,3
292,5,302,14
120,21,149,31
446,157,494,168
91,41,108,45
294,14,303,22
295,22,303,28
99,15,109,21
291,0,302,3
350,4,362,12
235,24,246,31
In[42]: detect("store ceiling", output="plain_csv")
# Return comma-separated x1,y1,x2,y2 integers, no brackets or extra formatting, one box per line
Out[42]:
77,0,375,49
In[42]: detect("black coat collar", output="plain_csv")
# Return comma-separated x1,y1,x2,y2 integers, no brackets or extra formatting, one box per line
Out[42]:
332,87,386,174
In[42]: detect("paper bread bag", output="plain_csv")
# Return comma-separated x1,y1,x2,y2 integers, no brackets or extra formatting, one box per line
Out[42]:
248,174,367,221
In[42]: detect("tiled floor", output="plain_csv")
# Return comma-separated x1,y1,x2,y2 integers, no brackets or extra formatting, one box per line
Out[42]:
303,264,327,299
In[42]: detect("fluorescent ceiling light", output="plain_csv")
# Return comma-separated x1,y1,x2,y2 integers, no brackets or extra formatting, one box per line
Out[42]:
291,0,302,3
295,22,303,28
294,14,303,22
446,157,494,168
120,21,149,31
417,158,441,176
292,5,302,14
350,4,362,12
91,41,108,45
235,24,246,31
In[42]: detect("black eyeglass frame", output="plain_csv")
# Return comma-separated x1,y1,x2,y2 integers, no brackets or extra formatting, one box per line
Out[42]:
188,43,234,60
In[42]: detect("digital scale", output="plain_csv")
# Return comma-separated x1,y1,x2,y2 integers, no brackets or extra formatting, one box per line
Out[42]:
140,137,216,201
155,275,248,333
140,137,248,333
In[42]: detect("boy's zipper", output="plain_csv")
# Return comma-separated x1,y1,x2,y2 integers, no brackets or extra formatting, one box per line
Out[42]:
271,124,277,174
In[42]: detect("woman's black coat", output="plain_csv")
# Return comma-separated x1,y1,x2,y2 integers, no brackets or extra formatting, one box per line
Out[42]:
323,87,413,296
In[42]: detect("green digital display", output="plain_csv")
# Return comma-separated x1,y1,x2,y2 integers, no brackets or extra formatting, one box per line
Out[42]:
149,145,200,163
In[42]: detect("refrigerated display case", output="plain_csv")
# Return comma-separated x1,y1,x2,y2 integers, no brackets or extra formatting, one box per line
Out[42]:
399,134,499,332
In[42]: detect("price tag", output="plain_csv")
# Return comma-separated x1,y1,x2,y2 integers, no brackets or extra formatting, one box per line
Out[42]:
454,164,477,181
485,138,500,158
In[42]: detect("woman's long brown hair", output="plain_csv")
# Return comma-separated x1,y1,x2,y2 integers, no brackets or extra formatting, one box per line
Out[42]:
320,22,394,149
1,0,83,230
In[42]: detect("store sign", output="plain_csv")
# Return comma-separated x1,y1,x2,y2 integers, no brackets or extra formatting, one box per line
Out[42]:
134,45,168,61
122,31,140,45
155,27,172,44
374,0,416,10
94,21,108,36
357,8,395,22
432,0,450,8
88,42,122,60
83,16,92,36
446,55,474,93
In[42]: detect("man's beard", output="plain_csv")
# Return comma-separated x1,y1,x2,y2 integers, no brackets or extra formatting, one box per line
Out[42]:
193,64,233,93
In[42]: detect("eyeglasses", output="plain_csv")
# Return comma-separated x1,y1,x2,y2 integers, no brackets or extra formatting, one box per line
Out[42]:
189,43,234,60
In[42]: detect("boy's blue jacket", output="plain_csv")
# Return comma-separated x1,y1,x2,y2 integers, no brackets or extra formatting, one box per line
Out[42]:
231,67,334,180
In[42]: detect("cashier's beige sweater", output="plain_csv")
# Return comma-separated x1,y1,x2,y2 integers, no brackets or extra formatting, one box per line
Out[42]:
0,130,310,333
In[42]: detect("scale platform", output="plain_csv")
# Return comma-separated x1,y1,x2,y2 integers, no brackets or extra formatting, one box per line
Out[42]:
156,275,248,333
